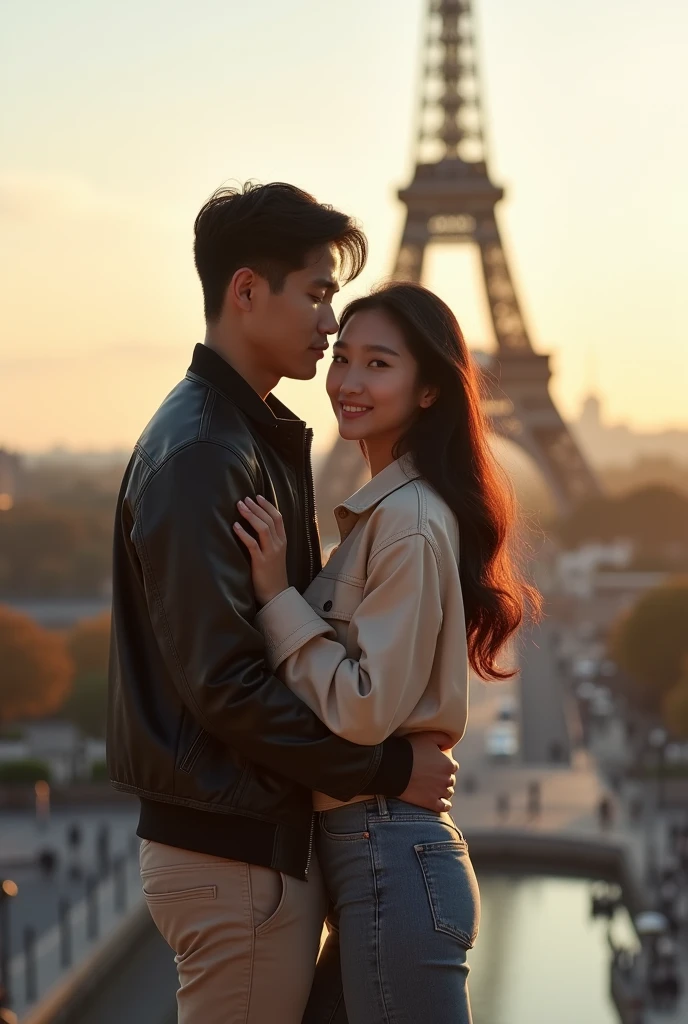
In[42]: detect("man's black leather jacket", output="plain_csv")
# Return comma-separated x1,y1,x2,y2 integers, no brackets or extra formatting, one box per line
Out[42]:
107,344,413,878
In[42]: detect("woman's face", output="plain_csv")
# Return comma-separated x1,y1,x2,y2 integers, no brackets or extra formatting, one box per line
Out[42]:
326,308,437,449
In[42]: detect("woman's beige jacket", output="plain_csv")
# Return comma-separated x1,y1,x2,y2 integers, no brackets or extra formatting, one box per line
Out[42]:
255,453,469,809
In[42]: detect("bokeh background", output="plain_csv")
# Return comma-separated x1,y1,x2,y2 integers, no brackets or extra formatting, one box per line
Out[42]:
1,2,687,1023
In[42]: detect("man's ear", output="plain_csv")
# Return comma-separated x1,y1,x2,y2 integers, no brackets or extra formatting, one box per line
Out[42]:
228,267,254,312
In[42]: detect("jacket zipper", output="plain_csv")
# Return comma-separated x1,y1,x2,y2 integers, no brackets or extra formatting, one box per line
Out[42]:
303,427,318,879
305,811,316,877
303,428,317,581
178,729,208,773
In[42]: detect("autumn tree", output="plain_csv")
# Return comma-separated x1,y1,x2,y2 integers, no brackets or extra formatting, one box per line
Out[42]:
0,605,74,725
609,579,688,714
62,612,111,737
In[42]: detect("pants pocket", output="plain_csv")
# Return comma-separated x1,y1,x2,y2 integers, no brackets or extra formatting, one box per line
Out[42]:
250,864,286,935
142,876,218,953
143,883,217,905
319,814,370,842
414,840,481,948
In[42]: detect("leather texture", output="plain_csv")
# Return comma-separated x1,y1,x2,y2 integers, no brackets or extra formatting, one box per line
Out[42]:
106,345,412,874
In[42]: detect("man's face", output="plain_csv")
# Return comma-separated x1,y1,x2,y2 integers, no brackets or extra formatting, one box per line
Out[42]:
244,246,340,381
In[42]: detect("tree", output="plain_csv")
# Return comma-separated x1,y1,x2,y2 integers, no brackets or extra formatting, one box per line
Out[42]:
0,501,113,597
662,657,688,739
609,579,688,714
602,457,688,500
62,612,111,737
557,486,688,570
68,612,111,676
0,605,74,724
0,759,52,783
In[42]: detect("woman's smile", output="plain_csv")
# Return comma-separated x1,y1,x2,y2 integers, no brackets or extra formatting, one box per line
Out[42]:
339,401,373,420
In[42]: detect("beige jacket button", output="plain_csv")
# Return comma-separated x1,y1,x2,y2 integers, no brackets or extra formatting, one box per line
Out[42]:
337,509,348,519
323,600,333,612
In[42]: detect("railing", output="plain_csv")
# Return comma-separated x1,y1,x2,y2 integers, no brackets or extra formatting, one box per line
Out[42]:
6,837,143,1020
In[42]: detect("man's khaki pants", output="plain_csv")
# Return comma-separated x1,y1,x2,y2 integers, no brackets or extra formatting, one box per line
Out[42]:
140,839,328,1024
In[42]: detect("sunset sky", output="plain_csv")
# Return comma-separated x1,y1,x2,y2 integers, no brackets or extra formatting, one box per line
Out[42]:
2,0,686,454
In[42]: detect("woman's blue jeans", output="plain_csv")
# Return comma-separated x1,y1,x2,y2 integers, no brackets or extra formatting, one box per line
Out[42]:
303,796,480,1024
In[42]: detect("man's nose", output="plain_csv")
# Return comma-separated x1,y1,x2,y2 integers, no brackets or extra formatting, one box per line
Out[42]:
319,306,339,335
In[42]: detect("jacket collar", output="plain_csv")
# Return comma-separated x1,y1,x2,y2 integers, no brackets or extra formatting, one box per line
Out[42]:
186,344,309,459
187,343,304,430
334,453,421,536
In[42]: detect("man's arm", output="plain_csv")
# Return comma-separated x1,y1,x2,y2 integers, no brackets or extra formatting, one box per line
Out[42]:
134,439,411,803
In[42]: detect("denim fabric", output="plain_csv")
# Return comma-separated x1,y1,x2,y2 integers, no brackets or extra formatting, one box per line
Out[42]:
303,797,480,1024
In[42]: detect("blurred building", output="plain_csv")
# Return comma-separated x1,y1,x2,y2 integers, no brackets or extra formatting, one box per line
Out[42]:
4,597,111,629
556,540,634,598
0,447,20,510
0,720,106,783
554,540,668,631
573,394,688,468
23,446,130,470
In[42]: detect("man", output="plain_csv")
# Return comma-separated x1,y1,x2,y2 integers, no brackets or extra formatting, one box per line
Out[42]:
107,182,457,1023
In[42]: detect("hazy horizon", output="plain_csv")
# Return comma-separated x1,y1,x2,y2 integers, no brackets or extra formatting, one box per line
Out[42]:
6,384,688,461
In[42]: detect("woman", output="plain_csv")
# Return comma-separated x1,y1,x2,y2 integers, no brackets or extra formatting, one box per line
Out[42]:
233,282,539,1023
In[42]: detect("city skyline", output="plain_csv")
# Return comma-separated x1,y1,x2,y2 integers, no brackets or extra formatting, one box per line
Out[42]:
5,389,688,468
2,0,686,451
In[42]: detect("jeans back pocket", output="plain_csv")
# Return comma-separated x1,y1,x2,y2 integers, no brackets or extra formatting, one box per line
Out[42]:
415,840,480,949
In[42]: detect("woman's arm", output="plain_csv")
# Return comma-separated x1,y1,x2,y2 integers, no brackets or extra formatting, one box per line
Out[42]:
255,532,445,745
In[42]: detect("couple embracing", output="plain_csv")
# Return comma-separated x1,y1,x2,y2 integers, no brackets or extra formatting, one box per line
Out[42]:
107,181,537,1023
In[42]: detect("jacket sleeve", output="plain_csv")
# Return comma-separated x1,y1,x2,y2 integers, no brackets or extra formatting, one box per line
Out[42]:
254,532,445,745
133,441,412,801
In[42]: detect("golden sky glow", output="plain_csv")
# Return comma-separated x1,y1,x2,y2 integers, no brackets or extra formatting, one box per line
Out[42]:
1,0,686,452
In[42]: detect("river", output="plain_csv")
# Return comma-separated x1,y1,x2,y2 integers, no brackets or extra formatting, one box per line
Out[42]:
469,873,639,1024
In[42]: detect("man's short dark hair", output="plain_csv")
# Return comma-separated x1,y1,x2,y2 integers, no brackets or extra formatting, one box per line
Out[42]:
193,181,368,321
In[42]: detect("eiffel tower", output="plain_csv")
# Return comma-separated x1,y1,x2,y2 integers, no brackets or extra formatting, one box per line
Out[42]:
316,0,599,539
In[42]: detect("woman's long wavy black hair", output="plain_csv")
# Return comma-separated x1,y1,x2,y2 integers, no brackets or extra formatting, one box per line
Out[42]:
339,282,541,679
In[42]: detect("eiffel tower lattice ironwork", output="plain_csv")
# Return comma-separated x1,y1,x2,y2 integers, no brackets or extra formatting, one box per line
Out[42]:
316,0,599,535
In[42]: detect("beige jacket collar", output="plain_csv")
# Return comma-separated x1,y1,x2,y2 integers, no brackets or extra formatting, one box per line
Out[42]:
333,453,421,540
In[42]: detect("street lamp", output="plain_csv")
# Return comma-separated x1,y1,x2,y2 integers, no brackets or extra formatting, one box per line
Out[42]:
0,879,18,1024
34,780,50,830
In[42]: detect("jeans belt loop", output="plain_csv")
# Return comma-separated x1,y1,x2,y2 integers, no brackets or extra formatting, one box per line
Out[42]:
375,795,389,817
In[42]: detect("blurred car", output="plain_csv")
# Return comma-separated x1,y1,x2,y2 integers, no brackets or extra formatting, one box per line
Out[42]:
572,657,599,679
576,681,598,700
666,743,688,764
485,721,518,760
589,691,615,718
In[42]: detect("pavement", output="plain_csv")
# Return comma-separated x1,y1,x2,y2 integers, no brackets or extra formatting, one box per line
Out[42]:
518,621,573,764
